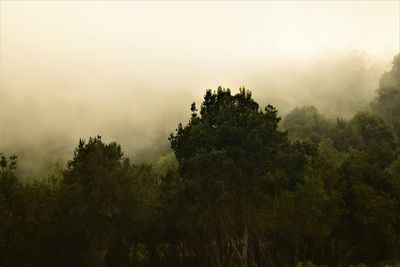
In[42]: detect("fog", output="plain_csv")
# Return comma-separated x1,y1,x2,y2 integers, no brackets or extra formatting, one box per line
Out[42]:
0,1,399,178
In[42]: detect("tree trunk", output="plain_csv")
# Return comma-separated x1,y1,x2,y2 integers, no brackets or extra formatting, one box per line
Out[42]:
89,249,108,267
241,224,248,267
88,235,112,267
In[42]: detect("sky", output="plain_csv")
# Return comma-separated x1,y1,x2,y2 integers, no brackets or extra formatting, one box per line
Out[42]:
0,0,399,177
1,1,399,94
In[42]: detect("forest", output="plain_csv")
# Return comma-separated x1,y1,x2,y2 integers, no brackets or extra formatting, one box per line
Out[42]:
0,53,399,267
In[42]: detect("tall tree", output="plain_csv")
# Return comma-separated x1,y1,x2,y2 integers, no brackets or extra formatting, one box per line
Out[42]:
59,136,157,267
169,87,308,267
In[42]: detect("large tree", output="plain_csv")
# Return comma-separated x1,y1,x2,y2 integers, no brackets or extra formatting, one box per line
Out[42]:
169,87,309,267
58,136,157,267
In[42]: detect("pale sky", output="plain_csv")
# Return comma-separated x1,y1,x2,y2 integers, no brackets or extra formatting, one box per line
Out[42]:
1,1,399,96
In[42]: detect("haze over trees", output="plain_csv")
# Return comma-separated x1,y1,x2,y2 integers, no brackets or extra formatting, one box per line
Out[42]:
0,51,392,180
0,54,400,267
372,54,400,138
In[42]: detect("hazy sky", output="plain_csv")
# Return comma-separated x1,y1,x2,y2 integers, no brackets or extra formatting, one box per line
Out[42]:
0,0,399,176
1,1,399,94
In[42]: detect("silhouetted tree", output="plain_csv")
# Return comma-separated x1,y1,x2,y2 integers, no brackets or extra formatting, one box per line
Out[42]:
58,136,157,267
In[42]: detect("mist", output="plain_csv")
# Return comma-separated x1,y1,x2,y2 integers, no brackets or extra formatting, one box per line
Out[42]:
0,1,399,178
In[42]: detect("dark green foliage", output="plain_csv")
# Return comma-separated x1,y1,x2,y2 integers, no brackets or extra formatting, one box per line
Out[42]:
347,112,396,164
0,153,20,267
57,136,158,267
168,88,318,266
0,154,58,267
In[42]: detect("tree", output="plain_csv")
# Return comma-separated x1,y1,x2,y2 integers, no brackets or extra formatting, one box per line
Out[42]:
282,106,334,144
339,149,400,264
333,112,398,265
347,112,396,167
372,54,400,137
58,136,157,267
0,153,19,267
169,87,308,267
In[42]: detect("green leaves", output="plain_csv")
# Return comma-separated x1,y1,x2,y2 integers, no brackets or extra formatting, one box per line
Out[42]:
58,136,159,266
169,87,313,266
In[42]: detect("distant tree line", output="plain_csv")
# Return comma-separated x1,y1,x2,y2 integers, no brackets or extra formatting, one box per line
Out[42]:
0,54,399,267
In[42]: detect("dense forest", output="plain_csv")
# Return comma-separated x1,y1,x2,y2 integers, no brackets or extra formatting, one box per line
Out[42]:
0,54,399,267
